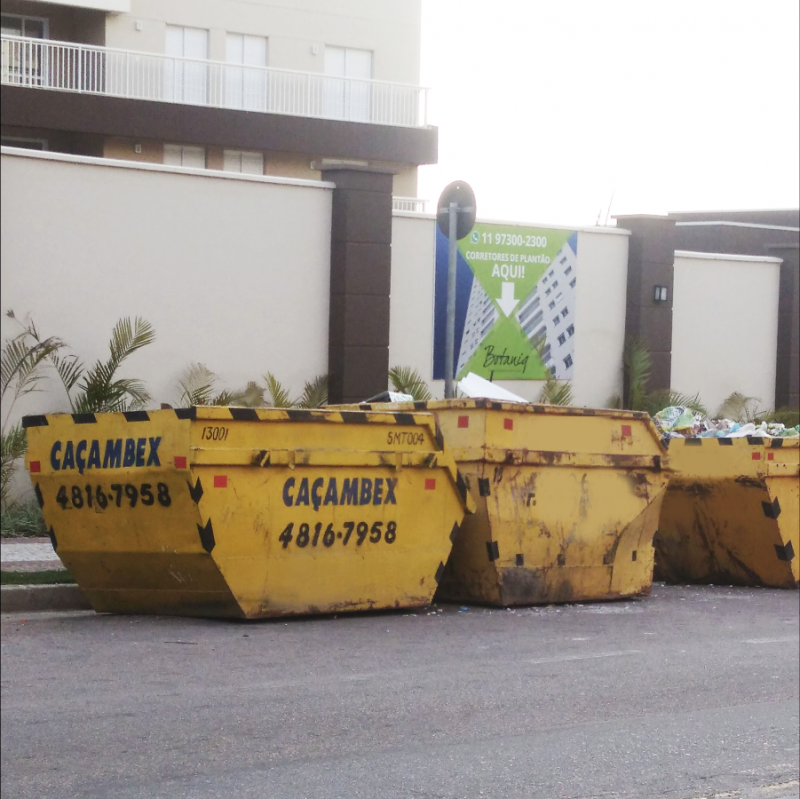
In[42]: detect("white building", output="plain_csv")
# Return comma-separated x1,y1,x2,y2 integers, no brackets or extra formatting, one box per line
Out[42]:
456,277,498,375
515,241,577,379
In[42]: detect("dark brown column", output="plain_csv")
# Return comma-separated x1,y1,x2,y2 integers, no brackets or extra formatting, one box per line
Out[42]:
767,243,799,409
322,166,394,404
615,215,677,396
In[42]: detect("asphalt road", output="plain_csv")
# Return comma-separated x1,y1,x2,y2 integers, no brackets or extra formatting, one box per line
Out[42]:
2,584,798,799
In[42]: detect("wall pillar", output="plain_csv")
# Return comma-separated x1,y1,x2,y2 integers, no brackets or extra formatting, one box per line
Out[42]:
322,166,394,404
767,243,799,408
616,215,677,396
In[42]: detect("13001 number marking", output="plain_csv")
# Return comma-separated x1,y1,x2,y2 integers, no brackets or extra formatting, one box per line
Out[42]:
55,483,172,510
278,520,397,549
201,426,229,441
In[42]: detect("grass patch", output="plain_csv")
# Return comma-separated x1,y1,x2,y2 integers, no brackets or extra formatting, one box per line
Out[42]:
1,499,48,538
1,570,75,586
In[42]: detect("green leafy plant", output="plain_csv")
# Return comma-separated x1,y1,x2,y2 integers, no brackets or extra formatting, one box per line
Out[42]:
530,336,572,406
175,363,258,407
609,337,706,416
1,311,64,508
716,391,762,423
388,366,432,401
53,317,155,413
1,497,47,537
263,372,295,408
538,376,573,406
297,374,328,409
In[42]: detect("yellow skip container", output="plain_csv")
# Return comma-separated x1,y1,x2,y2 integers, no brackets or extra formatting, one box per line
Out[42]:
654,436,799,588
23,407,474,618
343,400,671,606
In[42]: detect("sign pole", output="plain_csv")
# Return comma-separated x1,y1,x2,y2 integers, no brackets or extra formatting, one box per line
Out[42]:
444,201,458,399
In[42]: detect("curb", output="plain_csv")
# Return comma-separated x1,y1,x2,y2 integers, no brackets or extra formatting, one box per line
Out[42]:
1,584,93,613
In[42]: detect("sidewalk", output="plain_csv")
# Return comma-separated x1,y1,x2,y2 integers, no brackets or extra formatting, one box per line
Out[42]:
0,537,65,573
1,537,90,612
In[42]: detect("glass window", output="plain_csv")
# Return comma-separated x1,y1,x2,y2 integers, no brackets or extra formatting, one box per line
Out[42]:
567,324,575,337
557,333,566,346
223,149,264,175
561,308,569,318
563,354,573,368
164,144,206,168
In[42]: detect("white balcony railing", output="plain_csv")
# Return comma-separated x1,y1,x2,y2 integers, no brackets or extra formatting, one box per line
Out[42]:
392,197,428,213
1,35,430,128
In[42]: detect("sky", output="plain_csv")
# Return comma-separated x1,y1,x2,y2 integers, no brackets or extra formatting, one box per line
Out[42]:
416,0,800,227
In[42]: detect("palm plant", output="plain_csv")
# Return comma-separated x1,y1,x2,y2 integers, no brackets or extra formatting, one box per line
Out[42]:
531,336,572,406
388,366,432,401
716,391,761,423
296,374,328,409
609,337,706,415
263,372,296,408
53,317,155,413
1,312,64,507
175,363,258,407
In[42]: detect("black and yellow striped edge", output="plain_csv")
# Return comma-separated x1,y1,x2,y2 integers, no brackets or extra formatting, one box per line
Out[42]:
21,408,474,511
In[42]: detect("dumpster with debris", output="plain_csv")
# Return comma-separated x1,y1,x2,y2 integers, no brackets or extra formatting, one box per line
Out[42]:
23,407,473,618
342,399,671,606
654,436,799,588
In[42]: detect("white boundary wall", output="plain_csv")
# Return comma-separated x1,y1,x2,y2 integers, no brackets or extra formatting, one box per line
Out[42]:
671,250,781,414
1,147,333,422
390,214,631,407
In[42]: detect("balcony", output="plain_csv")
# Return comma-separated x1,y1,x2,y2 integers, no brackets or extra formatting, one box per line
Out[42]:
1,35,430,129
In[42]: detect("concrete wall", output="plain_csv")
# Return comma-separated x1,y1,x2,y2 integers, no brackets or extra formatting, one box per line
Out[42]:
0,147,333,422
671,251,782,415
389,214,631,407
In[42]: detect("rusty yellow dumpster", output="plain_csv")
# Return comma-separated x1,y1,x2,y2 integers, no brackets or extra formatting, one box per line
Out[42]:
343,400,671,605
22,407,473,619
654,436,799,588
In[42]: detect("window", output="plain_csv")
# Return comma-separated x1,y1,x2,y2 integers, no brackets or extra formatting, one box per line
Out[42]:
563,354,573,369
567,324,575,337
545,288,551,296
552,281,559,289
165,26,208,105
561,307,569,318
1,14,47,38
324,46,372,121
548,301,556,310
569,278,576,288
164,144,206,169
2,14,48,86
564,265,573,275
518,297,540,324
552,316,561,326
542,276,548,284
523,310,544,335
223,150,263,175
1,136,47,150
548,270,554,277
225,33,267,111
557,333,566,346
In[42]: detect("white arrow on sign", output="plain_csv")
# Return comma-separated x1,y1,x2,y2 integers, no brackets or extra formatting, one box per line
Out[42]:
497,282,520,317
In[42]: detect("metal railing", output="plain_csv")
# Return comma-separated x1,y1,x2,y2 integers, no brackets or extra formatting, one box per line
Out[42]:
392,197,428,213
1,35,429,128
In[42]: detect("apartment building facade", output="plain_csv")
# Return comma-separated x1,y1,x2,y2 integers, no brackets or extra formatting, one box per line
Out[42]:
1,0,434,197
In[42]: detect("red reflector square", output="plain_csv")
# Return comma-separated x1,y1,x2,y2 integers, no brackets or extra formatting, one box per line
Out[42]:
214,475,228,488
29,461,41,473
425,478,436,490
457,416,469,428
174,456,187,469
752,453,761,460
504,418,514,431
768,452,774,461
621,425,632,437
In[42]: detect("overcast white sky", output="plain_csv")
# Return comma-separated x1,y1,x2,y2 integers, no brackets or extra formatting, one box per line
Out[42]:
416,0,800,227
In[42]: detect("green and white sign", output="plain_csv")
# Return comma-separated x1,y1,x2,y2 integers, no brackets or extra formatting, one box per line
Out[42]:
433,223,579,381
